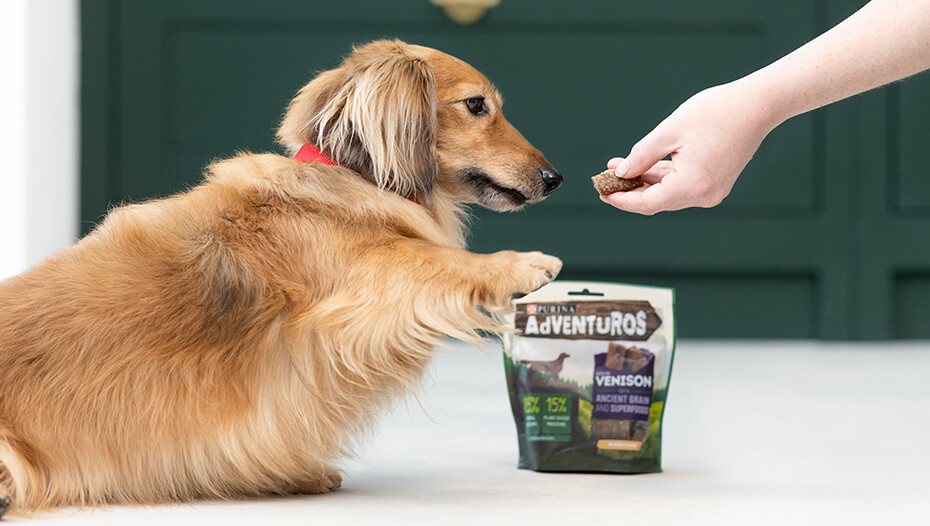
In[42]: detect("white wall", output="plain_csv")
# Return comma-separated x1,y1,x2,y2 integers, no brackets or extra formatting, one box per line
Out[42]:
0,0,29,280
0,0,79,281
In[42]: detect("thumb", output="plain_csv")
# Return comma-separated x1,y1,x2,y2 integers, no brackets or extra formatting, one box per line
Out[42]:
615,129,673,179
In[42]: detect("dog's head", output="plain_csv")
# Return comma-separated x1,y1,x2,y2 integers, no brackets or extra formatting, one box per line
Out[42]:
277,40,561,211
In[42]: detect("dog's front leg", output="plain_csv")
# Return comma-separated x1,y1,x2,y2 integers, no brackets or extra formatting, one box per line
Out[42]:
276,242,562,479
309,241,562,349
465,249,563,311
349,241,562,327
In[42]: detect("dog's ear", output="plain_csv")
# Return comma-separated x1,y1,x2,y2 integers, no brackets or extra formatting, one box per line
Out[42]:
277,40,438,198
276,68,346,155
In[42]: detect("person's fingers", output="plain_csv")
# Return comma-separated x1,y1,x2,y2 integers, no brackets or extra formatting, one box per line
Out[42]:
606,158,672,185
599,187,670,216
615,128,675,179
640,160,673,185
599,171,690,215
641,173,663,186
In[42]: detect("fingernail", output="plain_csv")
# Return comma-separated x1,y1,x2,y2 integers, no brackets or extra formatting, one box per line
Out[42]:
616,159,630,177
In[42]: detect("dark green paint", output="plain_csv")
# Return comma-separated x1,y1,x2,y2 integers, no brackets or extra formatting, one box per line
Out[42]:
80,0,930,339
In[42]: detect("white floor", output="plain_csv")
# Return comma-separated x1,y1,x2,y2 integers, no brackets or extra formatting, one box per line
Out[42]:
16,340,930,525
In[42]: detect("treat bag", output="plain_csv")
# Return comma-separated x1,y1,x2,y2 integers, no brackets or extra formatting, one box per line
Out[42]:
502,281,675,473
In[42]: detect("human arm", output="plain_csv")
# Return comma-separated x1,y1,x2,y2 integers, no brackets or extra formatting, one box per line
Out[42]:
603,0,930,215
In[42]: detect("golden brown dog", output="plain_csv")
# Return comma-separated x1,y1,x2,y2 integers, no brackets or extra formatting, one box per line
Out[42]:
0,40,562,516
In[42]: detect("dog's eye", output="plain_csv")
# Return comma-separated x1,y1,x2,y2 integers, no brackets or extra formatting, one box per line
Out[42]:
465,96,488,116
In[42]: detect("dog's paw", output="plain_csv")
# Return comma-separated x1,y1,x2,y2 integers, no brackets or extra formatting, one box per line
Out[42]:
494,250,562,299
294,468,343,495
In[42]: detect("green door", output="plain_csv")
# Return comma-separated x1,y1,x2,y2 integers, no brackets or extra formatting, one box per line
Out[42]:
80,0,930,339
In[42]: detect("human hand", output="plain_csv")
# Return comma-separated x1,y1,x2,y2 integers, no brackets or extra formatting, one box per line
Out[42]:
601,82,780,215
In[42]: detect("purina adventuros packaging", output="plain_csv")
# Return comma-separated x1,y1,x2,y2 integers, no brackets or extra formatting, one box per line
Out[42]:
502,281,676,473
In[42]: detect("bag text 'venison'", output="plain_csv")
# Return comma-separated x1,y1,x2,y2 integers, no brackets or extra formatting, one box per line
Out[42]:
594,374,653,388
523,310,648,337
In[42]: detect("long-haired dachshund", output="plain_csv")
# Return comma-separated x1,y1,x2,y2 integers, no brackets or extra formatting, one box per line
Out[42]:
0,40,562,516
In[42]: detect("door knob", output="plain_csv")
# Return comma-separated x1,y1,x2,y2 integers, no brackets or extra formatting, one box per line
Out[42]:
431,0,501,25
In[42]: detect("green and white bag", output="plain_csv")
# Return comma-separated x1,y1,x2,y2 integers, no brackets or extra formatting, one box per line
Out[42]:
502,281,676,473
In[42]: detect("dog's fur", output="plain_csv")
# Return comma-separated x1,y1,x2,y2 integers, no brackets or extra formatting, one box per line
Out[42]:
0,40,561,516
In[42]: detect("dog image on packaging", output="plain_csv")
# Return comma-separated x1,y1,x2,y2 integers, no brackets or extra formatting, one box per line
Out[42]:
0,40,563,517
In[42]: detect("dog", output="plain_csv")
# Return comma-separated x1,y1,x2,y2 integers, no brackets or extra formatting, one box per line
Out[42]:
0,39,562,516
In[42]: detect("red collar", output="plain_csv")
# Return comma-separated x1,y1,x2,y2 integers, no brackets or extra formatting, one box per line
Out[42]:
295,143,421,205
294,143,338,166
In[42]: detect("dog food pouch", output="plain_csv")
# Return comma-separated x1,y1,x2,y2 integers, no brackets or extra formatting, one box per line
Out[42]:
502,281,675,473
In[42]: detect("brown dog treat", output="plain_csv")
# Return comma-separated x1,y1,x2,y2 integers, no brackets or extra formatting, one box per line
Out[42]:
591,169,643,195
625,346,655,373
605,342,628,371
591,418,632,440
605,343,654,372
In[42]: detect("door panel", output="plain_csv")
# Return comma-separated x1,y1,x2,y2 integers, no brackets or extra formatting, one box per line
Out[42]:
81,0,930,339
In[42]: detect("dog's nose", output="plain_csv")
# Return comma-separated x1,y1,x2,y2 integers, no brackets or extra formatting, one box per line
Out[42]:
539,166,562,196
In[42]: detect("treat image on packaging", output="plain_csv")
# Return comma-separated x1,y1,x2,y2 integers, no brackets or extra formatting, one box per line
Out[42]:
590,344,654,451
503,281,675,473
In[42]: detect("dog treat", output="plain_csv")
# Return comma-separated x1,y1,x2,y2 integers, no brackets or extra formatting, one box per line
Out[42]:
591,418,632,440
591,169,643,195
504,281,675,473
